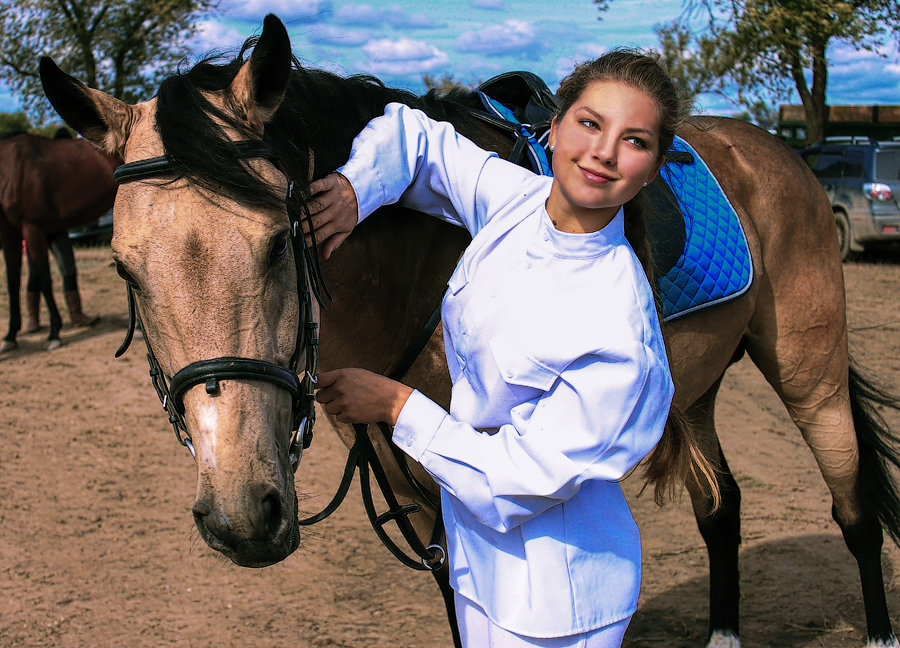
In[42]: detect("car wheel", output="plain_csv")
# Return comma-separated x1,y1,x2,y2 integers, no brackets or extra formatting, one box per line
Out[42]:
834,209,851,261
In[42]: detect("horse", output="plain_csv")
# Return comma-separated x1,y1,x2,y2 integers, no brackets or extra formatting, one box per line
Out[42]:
39,14,900,648
0,131,116,351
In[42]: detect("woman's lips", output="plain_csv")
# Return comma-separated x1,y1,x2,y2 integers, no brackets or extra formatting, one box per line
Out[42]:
578,166,615,184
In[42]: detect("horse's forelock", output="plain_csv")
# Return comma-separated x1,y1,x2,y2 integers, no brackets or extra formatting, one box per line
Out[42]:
155,50,285,212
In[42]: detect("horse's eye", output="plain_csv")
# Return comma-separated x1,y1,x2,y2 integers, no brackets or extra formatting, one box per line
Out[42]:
269,233,290,265
115,261,139,290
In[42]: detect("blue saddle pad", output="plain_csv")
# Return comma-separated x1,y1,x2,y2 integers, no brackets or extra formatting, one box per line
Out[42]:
657,136,753,322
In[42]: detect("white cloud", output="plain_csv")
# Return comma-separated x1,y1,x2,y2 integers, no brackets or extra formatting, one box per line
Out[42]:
472,0,505,9
553,44,607,82
335,3,384,25
223,0,332,22
361,38,449,76
307,25,371,47
386,5,444,28
191,19,246,51
455,19,544,59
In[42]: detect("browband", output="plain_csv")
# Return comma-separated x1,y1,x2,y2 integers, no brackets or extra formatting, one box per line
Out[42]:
114,141,278,184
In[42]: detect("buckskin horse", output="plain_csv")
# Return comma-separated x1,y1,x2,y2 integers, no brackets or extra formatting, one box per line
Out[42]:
0,132,115,351
39,14,900,648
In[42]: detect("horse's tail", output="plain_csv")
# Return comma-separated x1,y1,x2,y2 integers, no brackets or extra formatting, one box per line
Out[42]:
849,355,900,544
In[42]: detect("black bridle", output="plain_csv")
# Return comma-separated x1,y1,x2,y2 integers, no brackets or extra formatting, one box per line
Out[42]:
112,140,324,471
112,139,445,573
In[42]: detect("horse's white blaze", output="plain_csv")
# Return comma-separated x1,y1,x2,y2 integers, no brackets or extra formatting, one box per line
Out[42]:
196,401,220,466
707,631,740,648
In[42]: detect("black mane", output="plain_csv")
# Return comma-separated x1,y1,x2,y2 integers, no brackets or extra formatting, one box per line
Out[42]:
154,37,482,211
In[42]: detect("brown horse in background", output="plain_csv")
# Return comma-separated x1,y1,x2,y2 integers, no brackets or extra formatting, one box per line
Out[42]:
39,15,900,648
0,132,116,351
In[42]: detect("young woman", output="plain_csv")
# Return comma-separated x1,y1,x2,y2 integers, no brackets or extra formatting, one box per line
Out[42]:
309,50,699,648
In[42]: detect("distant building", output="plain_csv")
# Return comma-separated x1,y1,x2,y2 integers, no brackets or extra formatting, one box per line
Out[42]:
777,104,900,148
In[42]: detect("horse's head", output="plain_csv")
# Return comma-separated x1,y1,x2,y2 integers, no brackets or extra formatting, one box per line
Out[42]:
40,15,316,567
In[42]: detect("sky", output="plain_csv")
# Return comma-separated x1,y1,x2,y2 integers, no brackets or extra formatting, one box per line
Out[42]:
2,0,900,119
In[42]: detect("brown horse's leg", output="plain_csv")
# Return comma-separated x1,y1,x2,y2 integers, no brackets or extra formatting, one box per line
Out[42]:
22,225,63,347
685,375,742,646
0,217,23,349
745,262,897,644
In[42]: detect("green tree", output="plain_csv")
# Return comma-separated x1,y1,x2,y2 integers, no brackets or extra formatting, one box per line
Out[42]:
0,111,32,137
422,73,471,94
0,0,218,121
655,20,728,101
675,1,900,145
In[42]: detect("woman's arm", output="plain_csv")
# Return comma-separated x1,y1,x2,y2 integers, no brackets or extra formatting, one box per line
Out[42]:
305,102,535,257
316,341,674,534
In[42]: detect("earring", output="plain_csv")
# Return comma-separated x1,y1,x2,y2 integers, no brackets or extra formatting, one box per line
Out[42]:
550,145,555,152
642,181,647,187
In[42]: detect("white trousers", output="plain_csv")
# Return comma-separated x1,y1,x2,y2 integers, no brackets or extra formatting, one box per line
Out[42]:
455,592,631,648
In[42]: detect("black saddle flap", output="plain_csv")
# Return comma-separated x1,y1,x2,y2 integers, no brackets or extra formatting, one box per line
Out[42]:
476,71,559,128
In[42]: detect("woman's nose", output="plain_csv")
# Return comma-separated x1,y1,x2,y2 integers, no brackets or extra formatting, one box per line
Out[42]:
591,134,616,165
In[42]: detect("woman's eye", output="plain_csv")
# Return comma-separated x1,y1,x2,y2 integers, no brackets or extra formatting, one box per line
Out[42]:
579,119,599,130
269,234,290,265
626,136,648,149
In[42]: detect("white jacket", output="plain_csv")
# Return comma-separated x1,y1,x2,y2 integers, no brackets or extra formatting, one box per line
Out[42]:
338,103,673,637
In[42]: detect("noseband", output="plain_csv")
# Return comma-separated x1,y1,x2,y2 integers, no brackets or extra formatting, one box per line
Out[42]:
113,140,325,471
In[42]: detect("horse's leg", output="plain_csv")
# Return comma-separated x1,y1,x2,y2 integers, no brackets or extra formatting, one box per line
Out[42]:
685,375,743,648
745,262,898,645
0,217,23,351
22,226,63,349
49,230,99,327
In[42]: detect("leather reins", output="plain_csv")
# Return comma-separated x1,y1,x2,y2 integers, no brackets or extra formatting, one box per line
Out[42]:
299,303,447,571
112,140,323,471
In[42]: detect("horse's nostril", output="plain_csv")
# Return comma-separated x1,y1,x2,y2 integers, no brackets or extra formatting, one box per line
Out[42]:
261,490,282,538
192,501,211,530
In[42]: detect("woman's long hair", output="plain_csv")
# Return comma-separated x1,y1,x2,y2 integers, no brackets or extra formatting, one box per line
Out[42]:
556,49,719,508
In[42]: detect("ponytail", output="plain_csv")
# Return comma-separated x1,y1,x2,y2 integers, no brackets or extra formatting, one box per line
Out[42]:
624,193,720,509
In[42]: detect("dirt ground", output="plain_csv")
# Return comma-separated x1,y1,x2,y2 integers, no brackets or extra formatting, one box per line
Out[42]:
0,242,898,648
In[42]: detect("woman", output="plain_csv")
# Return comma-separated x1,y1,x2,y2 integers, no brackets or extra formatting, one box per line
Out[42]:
309,50,702,648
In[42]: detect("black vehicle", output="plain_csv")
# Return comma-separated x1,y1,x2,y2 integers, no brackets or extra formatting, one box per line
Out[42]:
67,208,113,241
800,137,900,260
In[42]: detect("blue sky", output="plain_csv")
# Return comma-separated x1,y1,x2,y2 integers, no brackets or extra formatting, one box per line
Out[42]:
2,0,899,118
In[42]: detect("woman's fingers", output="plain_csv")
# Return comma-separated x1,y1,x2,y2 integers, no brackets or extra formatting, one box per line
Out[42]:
302,173,358,258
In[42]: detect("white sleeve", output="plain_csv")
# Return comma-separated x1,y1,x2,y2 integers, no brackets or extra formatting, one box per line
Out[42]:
392,342,674,533
336,102,535,236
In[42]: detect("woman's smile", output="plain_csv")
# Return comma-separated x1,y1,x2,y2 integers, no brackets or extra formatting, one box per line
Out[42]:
578,165,616,184
545,79,663,234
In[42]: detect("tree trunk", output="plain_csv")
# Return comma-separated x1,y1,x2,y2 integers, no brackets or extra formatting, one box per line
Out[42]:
791,39,828,146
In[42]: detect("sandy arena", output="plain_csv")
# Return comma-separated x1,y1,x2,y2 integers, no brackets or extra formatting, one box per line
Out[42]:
1,242,898,647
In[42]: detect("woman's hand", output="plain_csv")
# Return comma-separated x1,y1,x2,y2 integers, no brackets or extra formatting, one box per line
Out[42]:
315,368,414,426
305,172,358,259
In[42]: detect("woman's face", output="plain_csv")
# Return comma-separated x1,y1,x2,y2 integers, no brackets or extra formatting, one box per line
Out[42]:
547,79,663,232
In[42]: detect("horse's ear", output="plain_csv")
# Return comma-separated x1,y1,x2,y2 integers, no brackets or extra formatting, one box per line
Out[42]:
39,57,134,156
230,14,292,130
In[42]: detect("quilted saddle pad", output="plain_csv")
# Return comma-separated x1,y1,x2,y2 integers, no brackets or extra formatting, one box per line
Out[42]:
654,136,754,322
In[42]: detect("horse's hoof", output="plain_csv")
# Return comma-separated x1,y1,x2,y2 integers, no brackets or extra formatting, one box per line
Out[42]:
44,339,63,351
70,314,100,327
0,340,17,352
707,632,740,648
